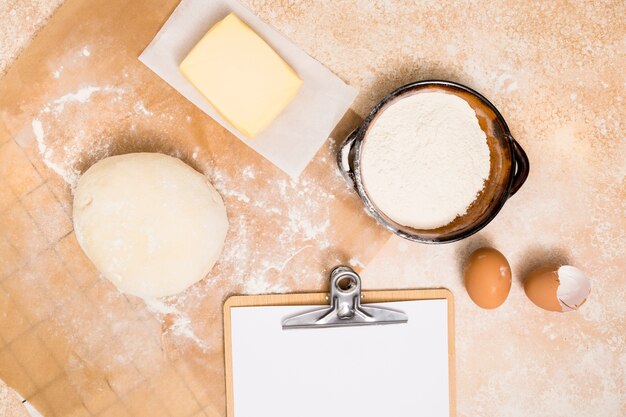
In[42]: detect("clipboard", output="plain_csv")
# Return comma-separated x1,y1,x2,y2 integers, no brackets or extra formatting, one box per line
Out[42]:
223,266,456,417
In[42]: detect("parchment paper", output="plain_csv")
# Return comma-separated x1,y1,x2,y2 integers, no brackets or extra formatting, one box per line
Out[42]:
139,0,358,179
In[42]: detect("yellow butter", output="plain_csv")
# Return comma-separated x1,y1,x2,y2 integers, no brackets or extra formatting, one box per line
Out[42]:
179,13,303,138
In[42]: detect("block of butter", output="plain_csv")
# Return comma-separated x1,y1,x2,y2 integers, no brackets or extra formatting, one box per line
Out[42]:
179,13,303,138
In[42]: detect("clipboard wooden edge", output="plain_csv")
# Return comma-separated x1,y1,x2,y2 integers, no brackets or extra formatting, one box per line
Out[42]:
223,288,456,417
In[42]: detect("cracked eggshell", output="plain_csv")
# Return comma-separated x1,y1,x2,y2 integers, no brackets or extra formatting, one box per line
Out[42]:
524,264,590,312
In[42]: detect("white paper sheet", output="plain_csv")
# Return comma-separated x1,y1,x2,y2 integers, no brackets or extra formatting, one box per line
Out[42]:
230,299,450,417
139,0,358,179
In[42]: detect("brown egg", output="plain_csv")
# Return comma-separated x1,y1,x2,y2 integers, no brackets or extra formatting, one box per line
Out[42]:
524,264,590,312
464,247,512,309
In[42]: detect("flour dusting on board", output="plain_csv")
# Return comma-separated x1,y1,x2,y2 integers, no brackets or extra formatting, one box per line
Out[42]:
152,158,340,350
210,167,333,291
145,162,337,352
27,79,338,355
145,298,209,351
31,85,128,188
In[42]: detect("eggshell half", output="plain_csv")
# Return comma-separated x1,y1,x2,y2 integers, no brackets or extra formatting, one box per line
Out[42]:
524,264,590,312
556,265,591,311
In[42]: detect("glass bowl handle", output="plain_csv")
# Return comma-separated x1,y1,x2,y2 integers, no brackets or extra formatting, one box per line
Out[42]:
509,138,530,196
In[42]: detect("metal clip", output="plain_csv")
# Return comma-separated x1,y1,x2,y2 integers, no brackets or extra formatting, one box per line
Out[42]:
282,266,408,329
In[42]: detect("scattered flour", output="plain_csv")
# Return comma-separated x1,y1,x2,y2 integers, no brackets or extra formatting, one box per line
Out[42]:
32,118,80,185
221,188,251,203
30,84,129,188
81,46,90,57
204,167,334,296
242,165,255,179
52,65,63,78
27,82,337,354
133,100,153,116
243,275,289,294
44,85,126,115
0,0,64,77
145,299,209,351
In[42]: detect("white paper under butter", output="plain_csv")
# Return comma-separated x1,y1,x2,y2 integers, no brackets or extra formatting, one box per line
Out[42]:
139,0,358,179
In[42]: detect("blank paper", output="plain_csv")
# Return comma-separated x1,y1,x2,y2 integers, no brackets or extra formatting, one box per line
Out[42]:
230,299,450,417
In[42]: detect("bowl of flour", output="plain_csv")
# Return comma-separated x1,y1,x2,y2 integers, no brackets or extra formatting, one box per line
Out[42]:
338,80,529,243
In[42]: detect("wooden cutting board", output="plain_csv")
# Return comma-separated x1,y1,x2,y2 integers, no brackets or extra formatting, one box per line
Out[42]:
0,0,388,415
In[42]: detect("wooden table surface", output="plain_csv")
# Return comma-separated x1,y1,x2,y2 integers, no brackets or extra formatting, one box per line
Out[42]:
0,1,624,416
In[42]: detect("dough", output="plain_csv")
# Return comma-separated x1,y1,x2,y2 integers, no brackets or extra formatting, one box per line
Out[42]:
73,153,228,299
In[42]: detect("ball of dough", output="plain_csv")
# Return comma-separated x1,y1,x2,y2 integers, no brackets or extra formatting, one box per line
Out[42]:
73,153,228,299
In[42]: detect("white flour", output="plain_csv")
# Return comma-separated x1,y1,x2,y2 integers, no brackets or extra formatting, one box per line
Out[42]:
145,298,209,351
31,84,128,188
0,0,64,77
361,92,491,229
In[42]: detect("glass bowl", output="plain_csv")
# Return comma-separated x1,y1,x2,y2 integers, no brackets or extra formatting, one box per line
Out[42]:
338,80,529,244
